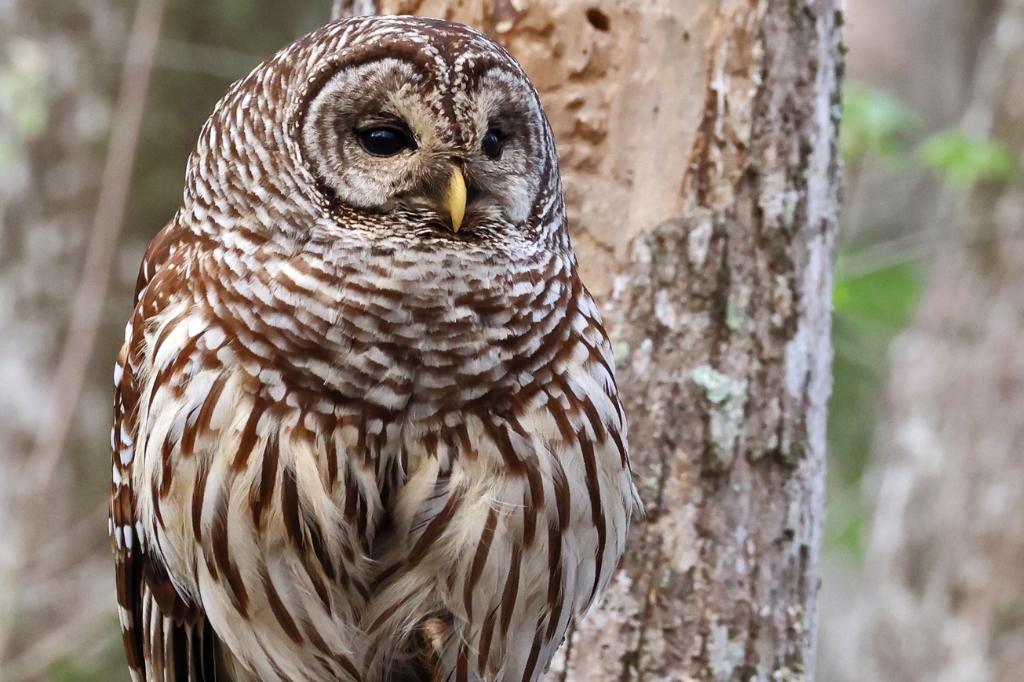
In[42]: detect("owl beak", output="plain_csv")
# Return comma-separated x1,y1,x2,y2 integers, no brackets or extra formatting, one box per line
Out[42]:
444,167,467,233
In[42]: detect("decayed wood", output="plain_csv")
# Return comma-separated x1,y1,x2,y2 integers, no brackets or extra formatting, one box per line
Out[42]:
350,1,842,678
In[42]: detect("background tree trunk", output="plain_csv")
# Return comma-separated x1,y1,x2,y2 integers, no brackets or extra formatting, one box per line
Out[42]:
342,1,843,679
859,1,1024,681
0,1,133,677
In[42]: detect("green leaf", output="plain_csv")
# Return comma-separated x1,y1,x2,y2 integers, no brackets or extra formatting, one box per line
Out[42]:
824,485,866,557
833,261,920,327
827,257,923,560
841,81,919,163
920,129,1017,189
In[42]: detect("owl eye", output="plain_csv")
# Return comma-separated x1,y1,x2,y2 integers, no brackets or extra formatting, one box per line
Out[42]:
481,129,505,161
356,125,414,157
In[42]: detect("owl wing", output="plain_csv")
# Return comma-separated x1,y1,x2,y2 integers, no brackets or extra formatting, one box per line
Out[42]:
111,221,227,682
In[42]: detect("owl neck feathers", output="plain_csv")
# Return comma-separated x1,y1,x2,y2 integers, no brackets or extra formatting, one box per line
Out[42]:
183,226,580,414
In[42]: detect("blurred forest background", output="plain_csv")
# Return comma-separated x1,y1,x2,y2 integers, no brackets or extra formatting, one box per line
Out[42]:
0,0,1021,680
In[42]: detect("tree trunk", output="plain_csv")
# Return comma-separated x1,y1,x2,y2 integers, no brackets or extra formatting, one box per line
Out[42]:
859,2,1024,681
339,1,842,679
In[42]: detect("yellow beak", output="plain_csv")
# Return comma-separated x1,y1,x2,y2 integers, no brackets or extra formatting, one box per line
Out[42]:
444,167,467,233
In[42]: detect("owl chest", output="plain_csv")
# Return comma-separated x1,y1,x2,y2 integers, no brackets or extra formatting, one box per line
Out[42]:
132,291,590,566
130,300,632,668
203,258,555,415
131,306,473,558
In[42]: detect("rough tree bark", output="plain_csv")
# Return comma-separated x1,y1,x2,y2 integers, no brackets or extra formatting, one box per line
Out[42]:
336,2,842,680
859,2,1024,681
582,4,840,680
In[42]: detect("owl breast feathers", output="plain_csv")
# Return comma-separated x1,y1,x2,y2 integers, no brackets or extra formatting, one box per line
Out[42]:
109,15,638,682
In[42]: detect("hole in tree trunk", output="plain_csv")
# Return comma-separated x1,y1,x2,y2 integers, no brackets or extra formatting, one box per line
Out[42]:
586,8,610,31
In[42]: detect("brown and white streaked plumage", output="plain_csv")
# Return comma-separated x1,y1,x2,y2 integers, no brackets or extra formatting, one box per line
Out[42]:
110,15,638,682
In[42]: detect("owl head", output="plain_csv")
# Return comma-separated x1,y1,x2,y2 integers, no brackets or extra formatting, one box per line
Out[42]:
185,16,565,254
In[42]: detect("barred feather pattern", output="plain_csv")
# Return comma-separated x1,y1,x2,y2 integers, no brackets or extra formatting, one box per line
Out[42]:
110,15,638,682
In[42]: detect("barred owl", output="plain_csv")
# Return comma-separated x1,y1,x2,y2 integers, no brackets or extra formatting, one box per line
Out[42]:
110,15,638,682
